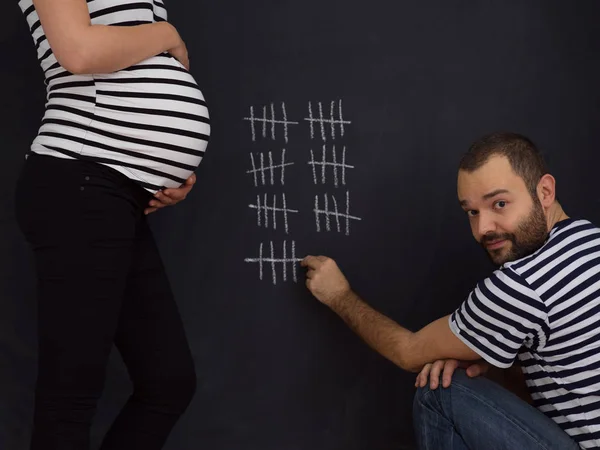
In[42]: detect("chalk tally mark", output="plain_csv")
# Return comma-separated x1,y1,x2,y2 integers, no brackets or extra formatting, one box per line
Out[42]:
244,240,303,284
243,102,299,143
314,191,361,236
249,193,298,234
308,144,354,187
304,99,351,141
247,149,293,186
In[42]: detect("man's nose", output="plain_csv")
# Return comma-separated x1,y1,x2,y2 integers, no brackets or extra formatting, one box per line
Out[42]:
477,212,497,238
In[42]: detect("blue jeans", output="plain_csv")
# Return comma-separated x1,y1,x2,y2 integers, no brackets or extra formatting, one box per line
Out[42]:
413,369,580,450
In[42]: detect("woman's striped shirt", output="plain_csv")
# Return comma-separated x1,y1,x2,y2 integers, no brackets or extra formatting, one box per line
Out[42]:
18,0,210,193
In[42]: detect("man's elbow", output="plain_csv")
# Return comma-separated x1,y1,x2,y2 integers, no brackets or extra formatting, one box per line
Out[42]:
394,333,424,373
395,353,422,374
401,359,423,374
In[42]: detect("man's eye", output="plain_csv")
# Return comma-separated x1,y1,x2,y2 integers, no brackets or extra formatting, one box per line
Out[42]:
495,201,507,209
467,210,478,217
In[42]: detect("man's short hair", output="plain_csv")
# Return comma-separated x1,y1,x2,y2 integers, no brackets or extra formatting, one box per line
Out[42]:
459,132,548,198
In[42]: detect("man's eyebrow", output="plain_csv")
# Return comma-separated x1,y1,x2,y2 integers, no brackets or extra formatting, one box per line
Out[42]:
482,189,510,200
459,189,510,208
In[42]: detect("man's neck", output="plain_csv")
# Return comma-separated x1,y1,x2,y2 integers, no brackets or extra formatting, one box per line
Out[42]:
547,203,569,232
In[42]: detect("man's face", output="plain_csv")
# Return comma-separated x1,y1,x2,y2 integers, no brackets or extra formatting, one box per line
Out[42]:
457,155,549,266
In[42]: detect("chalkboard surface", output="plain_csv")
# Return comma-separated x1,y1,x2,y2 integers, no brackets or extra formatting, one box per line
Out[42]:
3,1,600,449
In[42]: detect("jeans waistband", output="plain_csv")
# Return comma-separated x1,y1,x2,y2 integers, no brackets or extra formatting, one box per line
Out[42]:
23,152,154,211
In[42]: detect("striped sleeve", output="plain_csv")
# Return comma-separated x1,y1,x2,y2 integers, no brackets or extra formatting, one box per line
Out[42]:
449,268,549,368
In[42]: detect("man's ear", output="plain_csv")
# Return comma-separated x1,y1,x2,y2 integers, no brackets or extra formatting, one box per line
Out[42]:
537,174,556,208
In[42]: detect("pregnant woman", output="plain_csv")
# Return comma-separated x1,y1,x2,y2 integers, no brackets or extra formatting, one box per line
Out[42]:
14,0,210,448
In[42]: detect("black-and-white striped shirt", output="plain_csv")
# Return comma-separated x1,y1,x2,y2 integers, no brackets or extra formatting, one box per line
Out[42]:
451,218,600,449
18,0,210,193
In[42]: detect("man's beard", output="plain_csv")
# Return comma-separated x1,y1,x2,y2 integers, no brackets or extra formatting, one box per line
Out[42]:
481,201,549,266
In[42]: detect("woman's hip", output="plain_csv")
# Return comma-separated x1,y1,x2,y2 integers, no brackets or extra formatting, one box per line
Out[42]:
15,152,152,246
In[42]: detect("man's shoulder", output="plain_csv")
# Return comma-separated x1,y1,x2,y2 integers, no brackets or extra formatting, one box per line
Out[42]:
477,266,539,300
504,217,599,281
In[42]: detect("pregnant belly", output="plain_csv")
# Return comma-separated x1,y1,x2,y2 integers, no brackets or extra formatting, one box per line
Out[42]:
88,55,210,188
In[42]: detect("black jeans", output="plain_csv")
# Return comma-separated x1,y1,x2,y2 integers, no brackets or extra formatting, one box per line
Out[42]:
15,152,197,450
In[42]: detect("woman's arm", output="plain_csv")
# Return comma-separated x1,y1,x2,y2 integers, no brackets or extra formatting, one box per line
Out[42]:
33,0,186,74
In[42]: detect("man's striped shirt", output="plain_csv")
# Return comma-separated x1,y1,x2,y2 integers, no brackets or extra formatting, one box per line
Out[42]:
450,218,600,449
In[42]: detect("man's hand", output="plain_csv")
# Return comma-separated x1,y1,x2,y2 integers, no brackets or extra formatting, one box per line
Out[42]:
300,256,481,372
145,173,196,215
301,255,351,307
415,359,490,389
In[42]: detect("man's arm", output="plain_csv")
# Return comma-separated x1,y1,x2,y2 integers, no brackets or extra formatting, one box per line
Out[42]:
332,290,480,372
301,256,482,372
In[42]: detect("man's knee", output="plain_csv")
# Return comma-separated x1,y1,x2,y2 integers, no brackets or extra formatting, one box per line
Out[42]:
413,369,472,415
413,383,438,416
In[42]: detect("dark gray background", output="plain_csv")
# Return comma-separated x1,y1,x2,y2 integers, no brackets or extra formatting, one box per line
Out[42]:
2,1,600,449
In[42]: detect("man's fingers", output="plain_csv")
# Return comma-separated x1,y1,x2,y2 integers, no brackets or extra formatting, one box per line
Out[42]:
416,360,478,390
301,255,322,269
301,255,333,269
300,255,312,267
415,365,425,387
466,361,490,377
306,269,316,279
429,360,445,390
416,363,432,388
466,365,479,377
144,207,158,215
442,360,460,388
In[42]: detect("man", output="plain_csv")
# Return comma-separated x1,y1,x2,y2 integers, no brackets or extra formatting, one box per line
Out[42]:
302,132,600,449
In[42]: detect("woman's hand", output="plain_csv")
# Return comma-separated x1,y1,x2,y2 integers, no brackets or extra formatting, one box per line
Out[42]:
145,173,196,215
167,26,190,70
